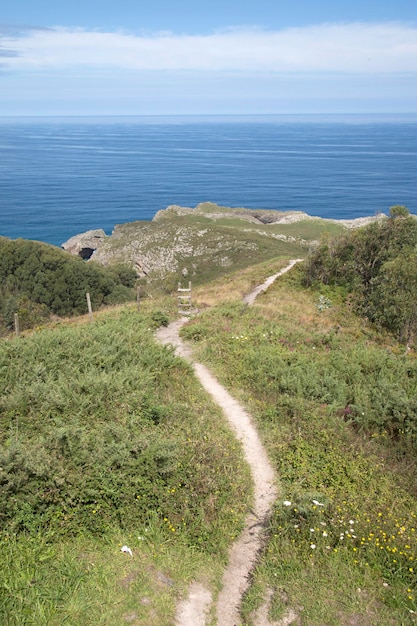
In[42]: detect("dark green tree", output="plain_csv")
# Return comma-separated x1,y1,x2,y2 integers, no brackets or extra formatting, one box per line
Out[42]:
303,206,417,343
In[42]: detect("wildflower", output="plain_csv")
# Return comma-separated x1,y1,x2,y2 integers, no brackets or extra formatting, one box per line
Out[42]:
310,544,316,549
312,499,324,506
121,545,133,557
323,531,328,537
283,500,292,507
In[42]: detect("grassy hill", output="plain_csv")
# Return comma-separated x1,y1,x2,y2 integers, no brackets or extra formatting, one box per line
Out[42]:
2,208,417,624
0,301,251,625
185,263,417,624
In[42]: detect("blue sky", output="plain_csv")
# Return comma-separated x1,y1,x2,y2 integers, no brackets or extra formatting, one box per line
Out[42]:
1,1,416,115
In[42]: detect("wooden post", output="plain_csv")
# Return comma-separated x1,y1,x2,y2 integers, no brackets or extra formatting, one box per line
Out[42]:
86,292,94,323
136,285,141,312
14,313,20,337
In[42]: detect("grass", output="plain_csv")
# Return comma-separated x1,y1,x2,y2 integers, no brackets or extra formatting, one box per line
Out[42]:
0,301,251,624
192,257,293,308
180,263,417,625
3,250,417,624
0,528,222,626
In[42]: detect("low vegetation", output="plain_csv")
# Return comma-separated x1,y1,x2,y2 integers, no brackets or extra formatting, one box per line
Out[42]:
3,205,417,624
184,261,417,624
0,303,251,624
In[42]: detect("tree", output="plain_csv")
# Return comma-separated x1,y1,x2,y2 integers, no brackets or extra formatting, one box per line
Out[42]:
303,206,417,343
369,252,417,344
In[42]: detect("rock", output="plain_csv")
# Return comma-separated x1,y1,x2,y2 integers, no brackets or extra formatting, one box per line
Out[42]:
62,229,106,259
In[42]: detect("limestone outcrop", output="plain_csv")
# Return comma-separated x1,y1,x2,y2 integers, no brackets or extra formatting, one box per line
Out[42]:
62,229,107,260
60,203,389,281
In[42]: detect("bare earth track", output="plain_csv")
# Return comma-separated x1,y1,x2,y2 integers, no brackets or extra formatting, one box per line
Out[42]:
156,260,302,626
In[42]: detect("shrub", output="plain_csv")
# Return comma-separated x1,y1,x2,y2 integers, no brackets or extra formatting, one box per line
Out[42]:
303,207,417,343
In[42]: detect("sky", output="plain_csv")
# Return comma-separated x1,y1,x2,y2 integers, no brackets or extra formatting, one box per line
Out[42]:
0,0,416,116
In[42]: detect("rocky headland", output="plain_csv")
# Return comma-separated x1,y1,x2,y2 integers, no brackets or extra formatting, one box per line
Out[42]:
61,202,386,281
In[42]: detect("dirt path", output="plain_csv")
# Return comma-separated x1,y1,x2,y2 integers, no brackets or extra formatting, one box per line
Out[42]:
156,260,302,626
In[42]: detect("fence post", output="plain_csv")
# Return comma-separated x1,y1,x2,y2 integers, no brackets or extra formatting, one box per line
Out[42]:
14,313,20,337
86,292,94,323
136,285,141,312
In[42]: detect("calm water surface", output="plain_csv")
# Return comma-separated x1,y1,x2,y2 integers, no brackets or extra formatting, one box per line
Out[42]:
1,114,416,246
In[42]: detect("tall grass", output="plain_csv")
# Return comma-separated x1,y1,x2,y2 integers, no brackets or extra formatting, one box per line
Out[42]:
181,267,417,624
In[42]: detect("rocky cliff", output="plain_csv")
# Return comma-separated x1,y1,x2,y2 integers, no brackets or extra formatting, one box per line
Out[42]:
61,202,386,283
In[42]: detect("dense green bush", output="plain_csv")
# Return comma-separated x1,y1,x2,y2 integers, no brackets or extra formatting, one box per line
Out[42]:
303,207,417,342
0,238,135,332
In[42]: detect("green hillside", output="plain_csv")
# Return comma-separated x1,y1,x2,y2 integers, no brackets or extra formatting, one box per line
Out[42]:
2,206,417,624
0,302,250,625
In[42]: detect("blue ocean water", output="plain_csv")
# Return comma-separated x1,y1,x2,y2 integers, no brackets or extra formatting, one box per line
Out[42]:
1,114,416,247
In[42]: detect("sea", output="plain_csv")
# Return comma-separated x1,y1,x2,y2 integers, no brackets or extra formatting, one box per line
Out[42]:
1,114,416,247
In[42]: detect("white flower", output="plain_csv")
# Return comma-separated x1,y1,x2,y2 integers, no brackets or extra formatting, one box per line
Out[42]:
310,544,316,549
121,545,133,556
138,536,145,541
283,500,292,507
323,531,328,537
312,500,324,506
310,528,315,533
349,520,355,525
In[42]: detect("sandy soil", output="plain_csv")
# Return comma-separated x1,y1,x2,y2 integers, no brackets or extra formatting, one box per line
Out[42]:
156,260,302,626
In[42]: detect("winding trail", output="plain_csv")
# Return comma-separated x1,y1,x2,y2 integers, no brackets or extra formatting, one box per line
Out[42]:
156,260,302,626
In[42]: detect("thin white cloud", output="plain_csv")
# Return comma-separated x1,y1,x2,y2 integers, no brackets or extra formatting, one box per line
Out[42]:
1,22,417,74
